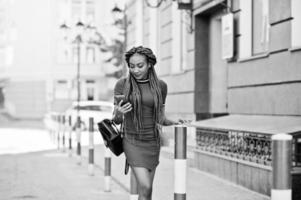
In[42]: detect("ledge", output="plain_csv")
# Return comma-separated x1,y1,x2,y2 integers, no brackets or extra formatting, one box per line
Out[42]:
290,46,301,53
191,114,301,135
237,53,269,63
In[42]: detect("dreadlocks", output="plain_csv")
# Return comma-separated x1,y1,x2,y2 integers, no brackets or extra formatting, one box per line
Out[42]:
124,46,163,131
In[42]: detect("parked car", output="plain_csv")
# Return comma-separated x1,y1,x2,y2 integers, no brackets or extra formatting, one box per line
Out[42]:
64,100,114,131
43,111,61,131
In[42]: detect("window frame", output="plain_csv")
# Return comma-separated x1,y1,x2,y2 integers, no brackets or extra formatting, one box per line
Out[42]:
239,0,270,60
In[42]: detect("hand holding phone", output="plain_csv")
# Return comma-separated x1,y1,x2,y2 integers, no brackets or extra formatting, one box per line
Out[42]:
114,94,132,114
115,95,128,106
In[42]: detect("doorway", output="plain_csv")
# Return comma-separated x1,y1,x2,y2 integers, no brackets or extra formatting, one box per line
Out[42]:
209,13,228,114
194,10,228,120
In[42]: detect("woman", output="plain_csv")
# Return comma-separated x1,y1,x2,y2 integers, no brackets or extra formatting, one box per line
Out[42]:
112,46,183,200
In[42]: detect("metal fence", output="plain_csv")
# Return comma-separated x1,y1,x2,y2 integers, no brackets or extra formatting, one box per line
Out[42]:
195,128,301,167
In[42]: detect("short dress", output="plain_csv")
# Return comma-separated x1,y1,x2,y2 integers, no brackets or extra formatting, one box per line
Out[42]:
114,78,167,171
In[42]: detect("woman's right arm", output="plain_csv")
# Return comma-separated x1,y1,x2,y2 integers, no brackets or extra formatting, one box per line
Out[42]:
112,100,132,124
112,79,132,124
112,79,124,124
112,105,123,124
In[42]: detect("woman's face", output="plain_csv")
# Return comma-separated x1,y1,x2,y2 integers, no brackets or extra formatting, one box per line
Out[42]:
128,53,150,80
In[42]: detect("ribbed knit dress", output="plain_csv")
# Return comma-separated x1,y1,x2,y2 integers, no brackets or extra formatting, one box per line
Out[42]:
114,77,167,171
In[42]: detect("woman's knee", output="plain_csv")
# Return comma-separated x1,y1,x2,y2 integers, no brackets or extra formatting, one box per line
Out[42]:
139,183,152,197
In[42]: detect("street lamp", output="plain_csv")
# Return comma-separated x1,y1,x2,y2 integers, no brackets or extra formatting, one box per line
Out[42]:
59,21,97,126
75,21,84,120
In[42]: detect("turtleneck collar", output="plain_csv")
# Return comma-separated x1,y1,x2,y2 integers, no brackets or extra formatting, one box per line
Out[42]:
136,79,149,83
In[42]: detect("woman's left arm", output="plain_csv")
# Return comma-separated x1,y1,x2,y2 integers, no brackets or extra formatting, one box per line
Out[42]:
160,105,180,126
160,80,187,125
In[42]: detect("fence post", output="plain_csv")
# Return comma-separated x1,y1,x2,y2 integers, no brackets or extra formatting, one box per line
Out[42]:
62,115,66,152
272,134,292,200
57,115,61,150
68,115,72,157
130,170,138,200
88,117,94,176
76,116,81,165
174,125,187,200
53,115,57,144
104,147,111,192
51,114,56,143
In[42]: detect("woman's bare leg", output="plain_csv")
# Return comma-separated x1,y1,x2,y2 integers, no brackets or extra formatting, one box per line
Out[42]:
131,167,156,200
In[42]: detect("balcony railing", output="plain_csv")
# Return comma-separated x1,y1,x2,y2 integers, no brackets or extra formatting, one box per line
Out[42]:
195,128,301,167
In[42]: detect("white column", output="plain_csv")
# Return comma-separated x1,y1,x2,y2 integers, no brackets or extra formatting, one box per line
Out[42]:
88,117,94,176
174,126,187,200
104,147,111,192
149,8,158,54
76,116,81,165
172,2,181,73
68,115,72,157
271,134,292,200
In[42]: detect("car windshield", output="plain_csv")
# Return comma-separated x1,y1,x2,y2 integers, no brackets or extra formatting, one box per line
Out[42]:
73,105,112,112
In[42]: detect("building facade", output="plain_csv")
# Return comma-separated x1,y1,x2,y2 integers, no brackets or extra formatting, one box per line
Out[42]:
51,0,117,113
124,0,197,146
0,0,13,110
194,0,301,196
0,0,120,119
126,0,301,196
0,0,52,119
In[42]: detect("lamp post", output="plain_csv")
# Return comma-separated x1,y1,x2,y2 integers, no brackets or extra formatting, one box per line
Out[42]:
59,21,98,124
75,21,84,119
60,21,103,164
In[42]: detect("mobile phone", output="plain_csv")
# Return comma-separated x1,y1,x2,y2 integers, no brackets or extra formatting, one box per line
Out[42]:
115,95,128,106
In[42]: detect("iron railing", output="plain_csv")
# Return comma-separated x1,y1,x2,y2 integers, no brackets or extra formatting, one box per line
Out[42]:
196,128,301,167
196,128,272,166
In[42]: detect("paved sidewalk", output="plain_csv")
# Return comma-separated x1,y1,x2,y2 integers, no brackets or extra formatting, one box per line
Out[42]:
79,144,270,200
0,115,270,200
0,150,128,200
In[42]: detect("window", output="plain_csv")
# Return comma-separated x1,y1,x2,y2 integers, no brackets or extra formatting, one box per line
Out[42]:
71,0,82,23
55,80,69,99
239,0,269,59
86,0,95,25
0,47,10,67
86,87,94,100
180,11,190,71
291,0,301,48
86,80,95,100
57,43,70,64
252,0,269,55
86,46,95,64
58,0,70,25
71,0,95,24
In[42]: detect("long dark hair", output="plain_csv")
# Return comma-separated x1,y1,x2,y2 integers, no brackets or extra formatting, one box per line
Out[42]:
124,46,163,130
